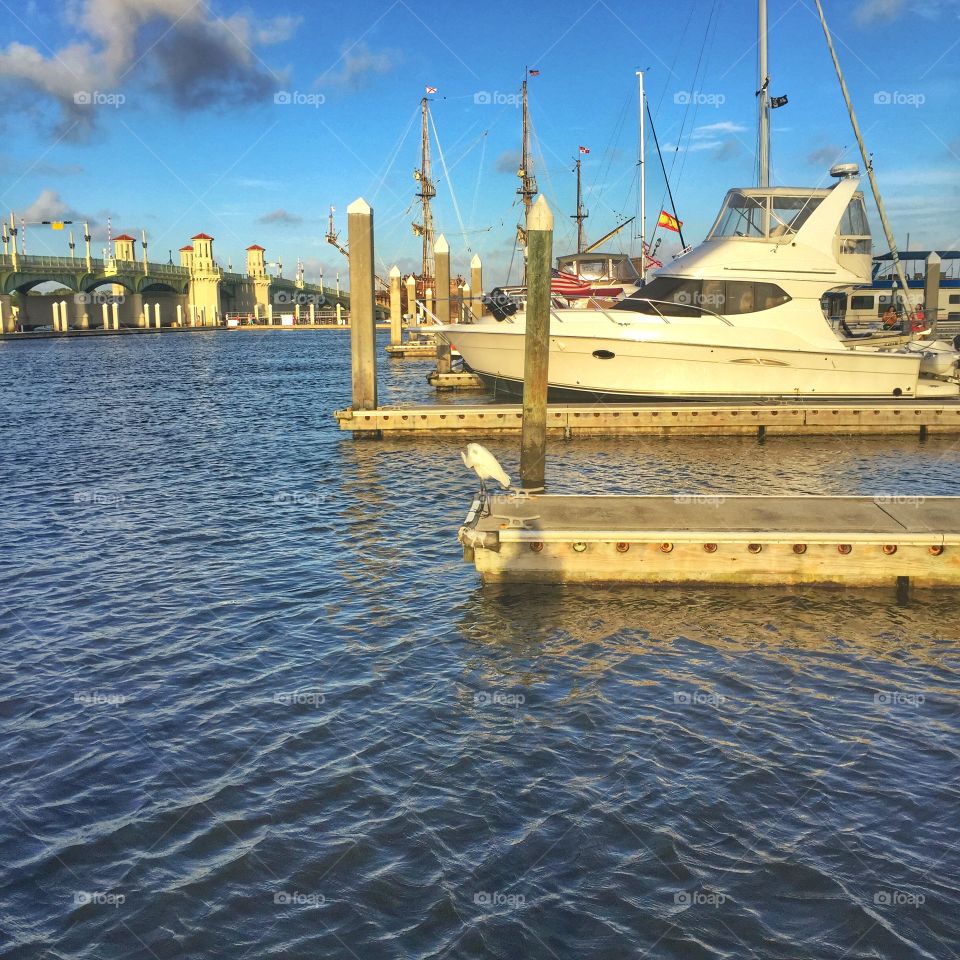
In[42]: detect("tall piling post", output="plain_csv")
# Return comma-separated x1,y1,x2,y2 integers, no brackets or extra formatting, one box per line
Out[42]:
348,197,377,411
471,254,483,319
434,235,451,325
425,287,434,322
520,196,553,491
389,265,403,345
924,251,941,330
405,274,417,325
461,283,470,322
102,303,110,329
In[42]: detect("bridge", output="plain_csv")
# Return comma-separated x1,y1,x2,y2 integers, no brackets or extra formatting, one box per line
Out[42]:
0,233,385,332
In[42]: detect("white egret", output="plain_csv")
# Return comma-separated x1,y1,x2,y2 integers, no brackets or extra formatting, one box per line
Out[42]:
460,442,511,500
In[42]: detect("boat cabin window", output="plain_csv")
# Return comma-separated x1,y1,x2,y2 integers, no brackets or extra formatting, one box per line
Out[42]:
571,259,608,281
709,192,767,238
708,191,824,240
950,295,960,305
613,277,791,316
841,197,870,236
850,295,874,310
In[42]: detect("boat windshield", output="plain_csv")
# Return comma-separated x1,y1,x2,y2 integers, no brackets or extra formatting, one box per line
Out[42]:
708,191,824,240
612,276,791,316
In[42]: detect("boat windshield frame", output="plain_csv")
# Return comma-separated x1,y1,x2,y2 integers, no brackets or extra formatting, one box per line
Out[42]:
707,188,830,241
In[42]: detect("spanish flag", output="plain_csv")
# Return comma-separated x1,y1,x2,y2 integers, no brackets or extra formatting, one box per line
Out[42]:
657,210,683,232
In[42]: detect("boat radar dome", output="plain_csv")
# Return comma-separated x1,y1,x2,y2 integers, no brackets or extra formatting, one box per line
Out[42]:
830,162,860,179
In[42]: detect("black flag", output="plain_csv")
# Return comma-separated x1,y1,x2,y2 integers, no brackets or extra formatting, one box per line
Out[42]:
771,95,789,109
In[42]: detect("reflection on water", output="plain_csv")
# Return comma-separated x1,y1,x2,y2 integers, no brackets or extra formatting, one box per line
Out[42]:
1,330,958,960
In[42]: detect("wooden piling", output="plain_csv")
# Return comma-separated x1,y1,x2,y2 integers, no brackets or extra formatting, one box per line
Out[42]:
520,196,553,490
925,252,941,327
435,235,451,325
405,274,417,324
471,254,483,319
347,197,377,411
389,265,402,345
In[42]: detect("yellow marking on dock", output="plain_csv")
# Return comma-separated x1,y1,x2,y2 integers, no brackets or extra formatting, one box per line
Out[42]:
459,495,960,588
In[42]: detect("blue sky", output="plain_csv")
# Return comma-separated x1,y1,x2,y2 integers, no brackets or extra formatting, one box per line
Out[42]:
2,0,958,286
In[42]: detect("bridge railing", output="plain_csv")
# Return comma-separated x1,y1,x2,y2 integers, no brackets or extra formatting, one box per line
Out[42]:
0,253,190,277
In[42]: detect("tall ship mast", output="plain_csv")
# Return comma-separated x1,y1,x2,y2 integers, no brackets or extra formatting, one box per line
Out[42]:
517,78,538,280
572,156,588,254
413,96,436,287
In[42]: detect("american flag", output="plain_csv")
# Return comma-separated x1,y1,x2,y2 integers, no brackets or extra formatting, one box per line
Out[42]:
551,268,592,297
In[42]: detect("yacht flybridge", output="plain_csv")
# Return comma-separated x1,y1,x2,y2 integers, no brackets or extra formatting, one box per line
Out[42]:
429,167,960,400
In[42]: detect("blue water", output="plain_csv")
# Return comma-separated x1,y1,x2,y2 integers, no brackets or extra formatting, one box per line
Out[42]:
1,330,958,959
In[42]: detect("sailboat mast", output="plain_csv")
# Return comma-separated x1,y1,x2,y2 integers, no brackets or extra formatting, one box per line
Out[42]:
812,0,914,313
574,158,586,253
757,0,771,188
637,70,647,281
418,96,436,283
517,78,538,281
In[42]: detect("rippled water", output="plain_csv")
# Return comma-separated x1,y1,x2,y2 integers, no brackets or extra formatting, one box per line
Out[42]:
2,330,959,959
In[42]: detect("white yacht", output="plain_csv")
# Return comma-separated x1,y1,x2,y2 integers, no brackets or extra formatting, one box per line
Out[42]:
430,167,960,400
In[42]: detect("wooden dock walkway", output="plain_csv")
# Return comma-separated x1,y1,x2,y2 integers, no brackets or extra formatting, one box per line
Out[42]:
459,494,960,589
335,399,960,438
385,341,438,358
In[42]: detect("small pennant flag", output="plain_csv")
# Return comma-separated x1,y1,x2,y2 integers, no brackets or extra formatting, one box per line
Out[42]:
528,69,540,76
579,145,590,154
770,94,789,109
425,85,437,94
657,210,683,233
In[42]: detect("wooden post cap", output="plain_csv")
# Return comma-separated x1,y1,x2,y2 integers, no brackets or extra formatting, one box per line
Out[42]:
346,197,371,215
434,234,449,254
389,265,401,278
528,194,553,231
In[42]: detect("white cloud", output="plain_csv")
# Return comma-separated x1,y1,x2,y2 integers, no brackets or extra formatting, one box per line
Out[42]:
692,121,749,139
21,188,87,222
0,0,298,136
316,42,400,93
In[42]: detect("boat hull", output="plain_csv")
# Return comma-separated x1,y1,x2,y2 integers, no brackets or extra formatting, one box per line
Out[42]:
438,325,930,400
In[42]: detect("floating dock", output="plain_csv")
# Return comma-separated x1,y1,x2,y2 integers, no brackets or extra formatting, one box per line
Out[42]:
385,341,438,358
426,369,486,390
335,399,960,438
459,494,960,589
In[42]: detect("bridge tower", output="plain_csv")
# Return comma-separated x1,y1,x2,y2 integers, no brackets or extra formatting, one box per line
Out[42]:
188,233,221,326
246,244,270,320
114,234,136,261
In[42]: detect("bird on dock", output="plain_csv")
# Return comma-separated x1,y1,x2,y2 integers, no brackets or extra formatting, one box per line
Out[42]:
461,442,511,504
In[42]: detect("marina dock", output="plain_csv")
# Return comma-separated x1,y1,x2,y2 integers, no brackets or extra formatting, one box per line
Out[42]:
335,398,960,438
460,494,960,589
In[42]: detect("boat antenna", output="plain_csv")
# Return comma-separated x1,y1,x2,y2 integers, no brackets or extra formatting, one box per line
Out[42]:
637,69,647,281
572,155,588,253
812,0,915,313
757,0,771,187
646,100,686,250
414,96,437,284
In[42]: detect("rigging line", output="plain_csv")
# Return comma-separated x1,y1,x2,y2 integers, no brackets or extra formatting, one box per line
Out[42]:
371,102,420,203
674,0,720,192
588,87,632,217
648,100,686,250
667,0,719,185
429,110,471,255
653,0,699,117
469,131,488,229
